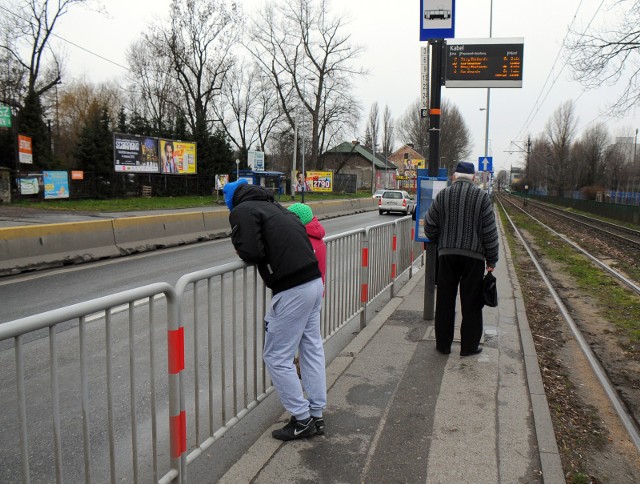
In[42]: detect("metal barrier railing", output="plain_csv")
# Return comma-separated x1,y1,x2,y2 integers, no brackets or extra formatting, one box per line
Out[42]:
0,215,424,483
172,216,424,481
171,261,273,479
0,283,180,484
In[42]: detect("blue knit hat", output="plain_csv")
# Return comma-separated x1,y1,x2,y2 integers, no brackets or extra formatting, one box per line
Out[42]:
455,161,475,175
223,179,248,210
288,203,313,225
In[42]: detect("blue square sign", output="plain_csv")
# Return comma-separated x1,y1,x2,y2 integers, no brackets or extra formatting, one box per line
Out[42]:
478,156,493,172
420,0,456,41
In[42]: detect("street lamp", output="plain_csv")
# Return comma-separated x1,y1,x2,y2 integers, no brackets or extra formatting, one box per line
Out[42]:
483,0,493,160
235,159,240,180
479,107,490,159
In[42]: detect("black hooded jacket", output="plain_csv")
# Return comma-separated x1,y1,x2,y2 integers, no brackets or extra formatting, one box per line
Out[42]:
228,184,321,293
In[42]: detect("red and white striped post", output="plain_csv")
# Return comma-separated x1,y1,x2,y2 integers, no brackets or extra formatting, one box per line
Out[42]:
167,294,186,482
410,225,415,278
390,223,398,298
359,229,370,330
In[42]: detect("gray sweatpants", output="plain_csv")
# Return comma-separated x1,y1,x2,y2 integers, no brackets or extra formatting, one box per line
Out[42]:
264,277,326,420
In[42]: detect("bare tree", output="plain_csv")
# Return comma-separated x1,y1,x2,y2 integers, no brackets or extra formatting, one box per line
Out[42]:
0,0,92,167
568,1,640,115
247,0,366,169
55,78,123,167
367,102,379,151
495,169,509,191
526,135,552,192
150,0,242,140
439,99,472,172
0,0,91,100
397,99,429,156
573,123,609,188
0,30,27,108
397,98,471,173
126,36,179,137
382,105,394,160
316,74,360,163
545,101,578,192
544,100,578,196
604,141,629,191
213,63,284,161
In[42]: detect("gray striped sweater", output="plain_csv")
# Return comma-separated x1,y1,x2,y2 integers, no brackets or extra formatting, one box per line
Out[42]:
424,178,499,266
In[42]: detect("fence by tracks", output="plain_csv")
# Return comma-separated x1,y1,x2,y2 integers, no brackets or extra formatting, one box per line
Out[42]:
0,216,423,483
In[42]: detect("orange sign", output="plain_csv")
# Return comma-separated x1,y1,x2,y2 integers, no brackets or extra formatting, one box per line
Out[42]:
71,170,84,180
18,134,33,164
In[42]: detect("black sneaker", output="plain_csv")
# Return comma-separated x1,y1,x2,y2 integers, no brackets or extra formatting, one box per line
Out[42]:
312,417,325,435
272,416,316,441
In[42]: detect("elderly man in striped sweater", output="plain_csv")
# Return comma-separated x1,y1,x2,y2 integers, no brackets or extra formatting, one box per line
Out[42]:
424,161,499,357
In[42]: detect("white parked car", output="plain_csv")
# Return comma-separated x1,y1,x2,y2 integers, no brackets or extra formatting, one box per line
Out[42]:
372,189,385,199
378,190,415,215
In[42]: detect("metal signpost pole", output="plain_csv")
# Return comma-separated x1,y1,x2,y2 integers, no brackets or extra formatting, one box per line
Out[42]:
301,129,305,203
292,115,297,200
424,38,444,321
484,0,493,159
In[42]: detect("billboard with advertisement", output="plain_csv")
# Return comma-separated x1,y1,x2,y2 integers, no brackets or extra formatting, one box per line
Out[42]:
159,139,197,174
307,171,333,192
18,135,33,164
215,174,229,190
19,178,39,195
43,171,70,199
114,134,160,173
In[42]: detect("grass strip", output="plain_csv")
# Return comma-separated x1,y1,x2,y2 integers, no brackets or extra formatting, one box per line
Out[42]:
501,202,640,343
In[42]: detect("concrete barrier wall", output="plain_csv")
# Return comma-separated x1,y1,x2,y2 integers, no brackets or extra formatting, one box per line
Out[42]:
0,199,379,275
113,212,208,254
203,210,232,239
0,220,119,275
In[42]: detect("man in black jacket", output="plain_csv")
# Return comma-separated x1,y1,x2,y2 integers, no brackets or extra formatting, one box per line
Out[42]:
424,161,499,357
223,179,326,440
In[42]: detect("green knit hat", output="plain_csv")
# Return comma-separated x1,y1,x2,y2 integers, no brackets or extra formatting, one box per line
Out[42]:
288,203,313,225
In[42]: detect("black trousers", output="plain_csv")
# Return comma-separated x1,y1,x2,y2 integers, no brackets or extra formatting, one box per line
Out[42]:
435,254,485,353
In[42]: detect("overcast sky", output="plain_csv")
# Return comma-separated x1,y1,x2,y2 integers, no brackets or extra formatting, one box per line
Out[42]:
46,0,640,174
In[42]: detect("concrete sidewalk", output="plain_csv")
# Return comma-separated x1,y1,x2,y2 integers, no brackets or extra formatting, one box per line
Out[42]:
219,220,565,483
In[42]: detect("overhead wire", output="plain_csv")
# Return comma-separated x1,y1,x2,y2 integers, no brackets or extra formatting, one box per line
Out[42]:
0,3,129,71
512,0,606,144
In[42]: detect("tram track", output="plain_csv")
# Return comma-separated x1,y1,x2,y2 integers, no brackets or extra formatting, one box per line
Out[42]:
495,194,640,475
518,196,640,250
499,195,640,296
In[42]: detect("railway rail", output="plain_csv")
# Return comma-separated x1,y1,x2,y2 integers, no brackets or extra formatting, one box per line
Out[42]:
496,196,640,454
512,195,640,250
498,194,640,296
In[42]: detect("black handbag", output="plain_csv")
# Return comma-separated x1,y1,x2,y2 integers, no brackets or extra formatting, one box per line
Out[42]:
482,272,498,307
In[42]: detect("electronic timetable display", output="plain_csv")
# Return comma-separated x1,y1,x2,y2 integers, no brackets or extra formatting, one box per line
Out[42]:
444,38,524,88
